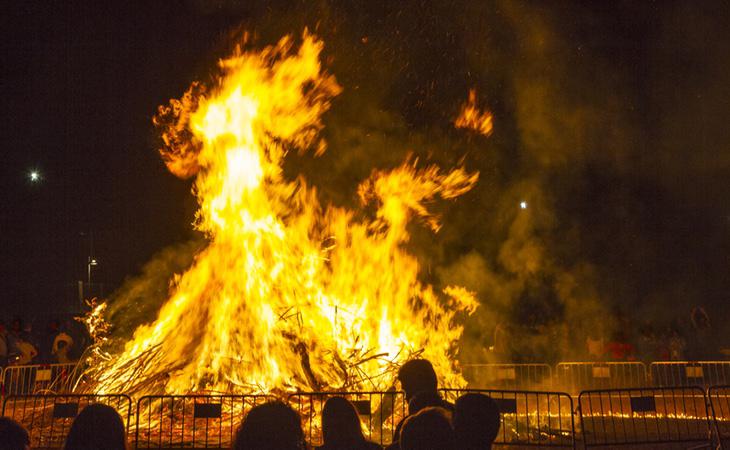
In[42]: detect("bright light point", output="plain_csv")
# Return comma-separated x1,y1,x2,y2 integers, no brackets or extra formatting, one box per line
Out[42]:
29,171,40,182
520,201,528,209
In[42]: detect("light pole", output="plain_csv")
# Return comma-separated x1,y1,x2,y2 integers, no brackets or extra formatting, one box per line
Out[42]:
87,257,98,286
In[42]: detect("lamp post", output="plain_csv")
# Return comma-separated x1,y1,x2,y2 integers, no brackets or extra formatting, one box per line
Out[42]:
87,257,98,287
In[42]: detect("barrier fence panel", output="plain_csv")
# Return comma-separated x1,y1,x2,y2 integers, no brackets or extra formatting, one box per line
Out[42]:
708,385,730,449
578,386,711,449
288,391,407,447
651,361,730,389
462,364,553,391
2,363,79,396
554,362,647,396
1,393,132,449
135,394,273,449
440,388,575,448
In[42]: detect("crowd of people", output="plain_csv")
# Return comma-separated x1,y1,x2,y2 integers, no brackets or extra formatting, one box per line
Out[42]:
0,359,501,450
0,317,88,368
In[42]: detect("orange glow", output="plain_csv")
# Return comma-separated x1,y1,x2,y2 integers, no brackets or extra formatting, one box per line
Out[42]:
87,33,479,397
454,89,493,136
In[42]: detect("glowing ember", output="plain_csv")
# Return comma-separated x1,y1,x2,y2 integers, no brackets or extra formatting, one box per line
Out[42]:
454,89,493,136
87,32,479,396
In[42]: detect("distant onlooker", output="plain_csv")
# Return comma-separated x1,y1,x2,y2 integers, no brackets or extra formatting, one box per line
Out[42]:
63,403,127,450
52,324,74,364
385,359,453,450
0,322,9,367
605,331,635,361
453,393,501,450
316,396,381,450
7,318,37,365
0,417,31,450
233,401,305,450
399,407,455,450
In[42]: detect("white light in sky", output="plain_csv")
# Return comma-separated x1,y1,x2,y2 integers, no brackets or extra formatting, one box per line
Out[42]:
520,201,528,209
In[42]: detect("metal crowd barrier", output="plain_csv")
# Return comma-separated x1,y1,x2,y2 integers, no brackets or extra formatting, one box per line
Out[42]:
708,385,730,449
651,361,730,389
134,394,274,449
1,393,132,449
288,391,407,447
440,388,575,448
554,362,647,396
462,363,553,390
578,386,712,448
2,363,79,396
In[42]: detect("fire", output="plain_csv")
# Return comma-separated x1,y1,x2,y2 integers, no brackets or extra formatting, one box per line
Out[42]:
87,32,479,396
454,89,493,136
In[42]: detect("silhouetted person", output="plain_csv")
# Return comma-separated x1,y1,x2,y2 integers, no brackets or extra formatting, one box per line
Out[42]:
453,394,501,450
398,359,438,402
316,396,381,450
63,403,127,450
399,407,455,450
234,401,305,450
386,359,453,450
0,417,30,450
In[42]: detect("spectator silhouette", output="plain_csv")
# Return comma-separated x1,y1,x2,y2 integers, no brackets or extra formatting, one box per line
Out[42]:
316,396,381,450
385,359,453,450
63,403,127,450
234,401,305,450
399,407,455,450
0,417,30,450
453,393,501,450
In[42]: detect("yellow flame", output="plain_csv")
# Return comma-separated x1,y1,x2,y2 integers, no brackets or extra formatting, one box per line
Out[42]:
89,32,479,396
454,89,493,136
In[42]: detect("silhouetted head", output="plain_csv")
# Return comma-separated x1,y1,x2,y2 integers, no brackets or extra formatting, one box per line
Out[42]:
453,393,501,449
398,359,438,401
320,396,366,446
234,401,304,450
399,407,455,450
63,404,126,450
0,417,30,450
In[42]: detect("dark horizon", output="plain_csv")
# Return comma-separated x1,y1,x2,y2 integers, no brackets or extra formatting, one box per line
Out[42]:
2,1,730,349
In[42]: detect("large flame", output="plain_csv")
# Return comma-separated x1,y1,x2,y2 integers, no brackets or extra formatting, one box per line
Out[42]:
89,33,479,396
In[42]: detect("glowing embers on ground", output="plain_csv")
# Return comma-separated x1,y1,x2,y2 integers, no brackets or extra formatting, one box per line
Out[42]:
86,32,479,397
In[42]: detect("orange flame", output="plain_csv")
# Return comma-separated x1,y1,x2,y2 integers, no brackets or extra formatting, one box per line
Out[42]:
454,89,493,136
89,33,479,396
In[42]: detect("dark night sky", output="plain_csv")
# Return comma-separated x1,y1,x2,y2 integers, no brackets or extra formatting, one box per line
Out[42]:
1,0,730,343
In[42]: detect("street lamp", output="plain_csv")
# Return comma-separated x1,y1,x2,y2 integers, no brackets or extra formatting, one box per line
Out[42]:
87,257,98,286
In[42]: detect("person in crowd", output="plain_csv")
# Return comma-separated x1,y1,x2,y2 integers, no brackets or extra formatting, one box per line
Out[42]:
63,403,127,450
452,393,501,450
13,336,37,365
668,327,686,360
397,359,452,410
0,321,9,367
385,359,453,450
0,417,30,450
52,322,75,363
605,330,635,361
316,396,381,450
398,407,455,450
233,401,305,450
585,329,606,361
39,319,61,364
